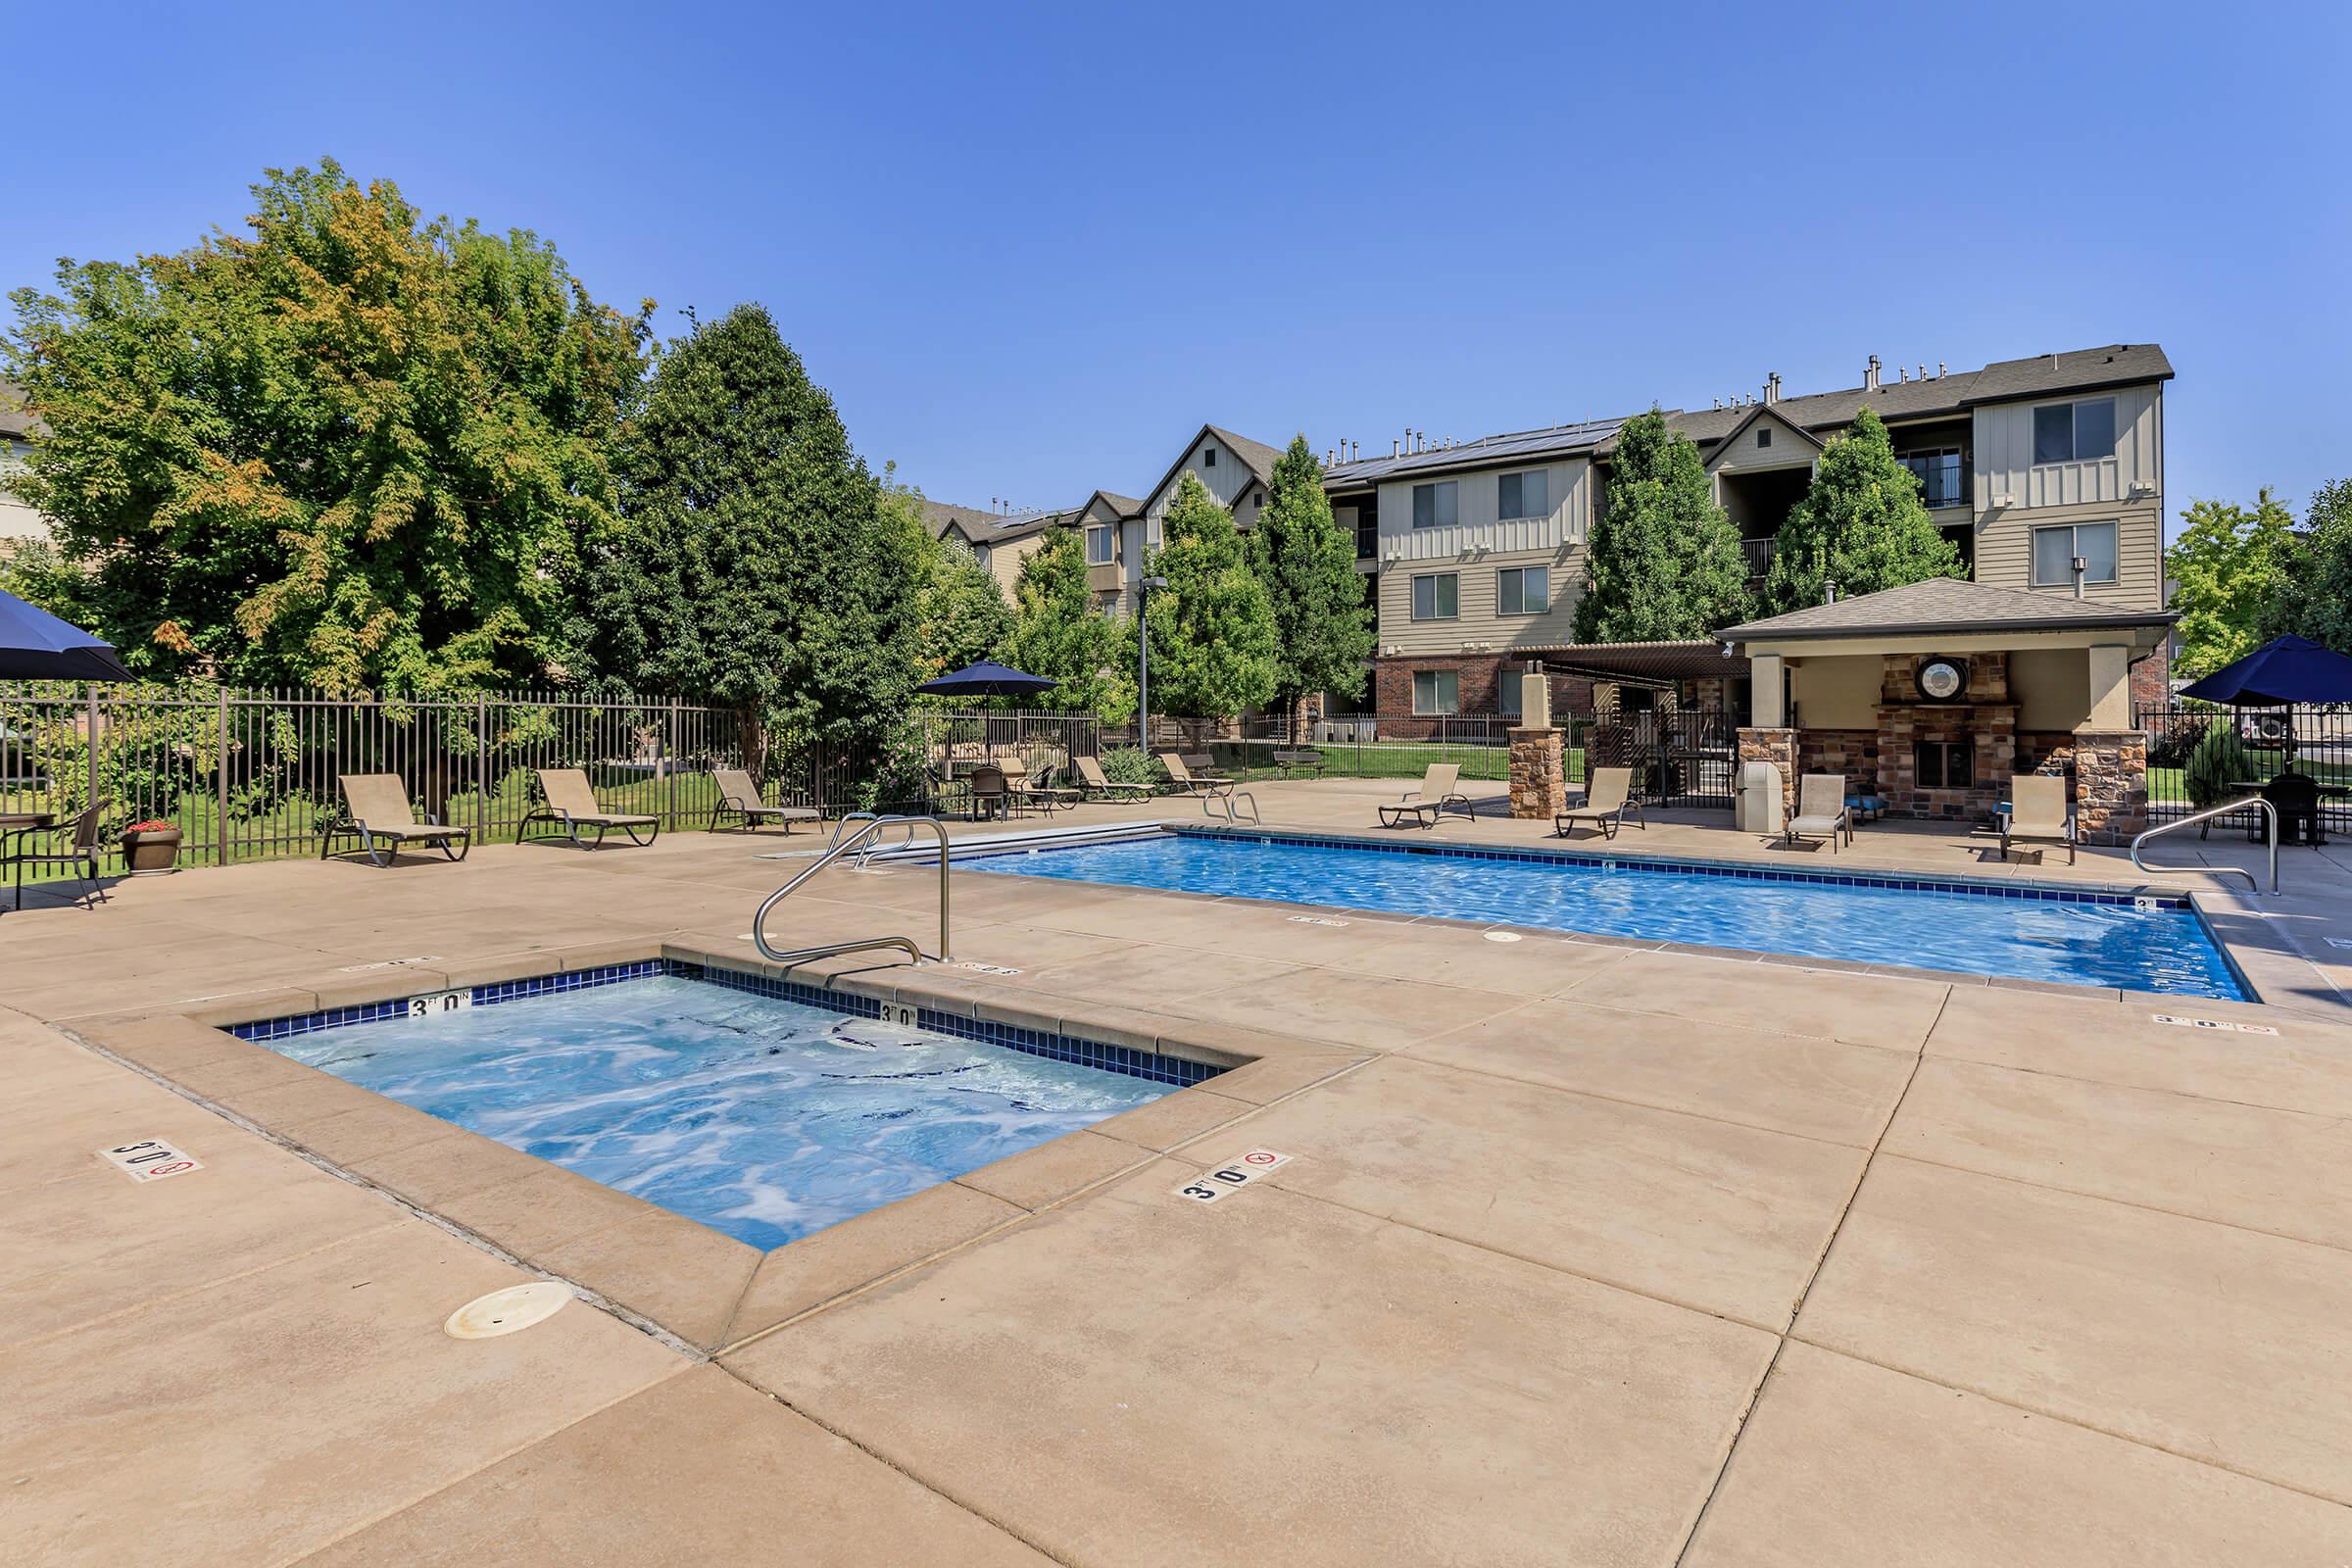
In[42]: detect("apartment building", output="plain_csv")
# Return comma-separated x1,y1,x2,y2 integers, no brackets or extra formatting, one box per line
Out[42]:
920,500,1072,600
0,381,51,547
1332,343,2173,718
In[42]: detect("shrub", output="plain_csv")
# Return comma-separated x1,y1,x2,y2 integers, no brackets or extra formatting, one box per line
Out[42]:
2183,717,2253,808
1096,747,1160,786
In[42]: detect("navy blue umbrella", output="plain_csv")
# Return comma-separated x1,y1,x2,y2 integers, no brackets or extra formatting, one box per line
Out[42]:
914,659,1058,698
0,587,133,681
2179,635,2352,708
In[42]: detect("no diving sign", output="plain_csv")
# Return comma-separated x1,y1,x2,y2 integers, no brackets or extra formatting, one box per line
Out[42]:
1174,1149,1293,1204
98,1139,204,1183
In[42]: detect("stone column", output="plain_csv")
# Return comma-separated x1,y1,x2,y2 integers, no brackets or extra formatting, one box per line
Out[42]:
1738,726,1797,821
1509,726,1567,819
2072,730,2149,845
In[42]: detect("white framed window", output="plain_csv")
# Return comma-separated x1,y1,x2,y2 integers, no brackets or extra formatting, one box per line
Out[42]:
1410,572,1458,621
2031,520,2119,587
1412,669,1459,715
1495,469,1549,520
1085,525,1114,565
2032,397,2117,465
1411,480,1458,529
1496,565,1548,615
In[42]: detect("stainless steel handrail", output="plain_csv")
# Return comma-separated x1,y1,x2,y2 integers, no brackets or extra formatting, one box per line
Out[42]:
2130,795,2277,894
826,809,923,867
754,815,952,966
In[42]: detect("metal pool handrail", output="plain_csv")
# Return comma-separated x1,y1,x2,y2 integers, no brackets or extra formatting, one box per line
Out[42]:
2131,796,2276,894
754,814,952,967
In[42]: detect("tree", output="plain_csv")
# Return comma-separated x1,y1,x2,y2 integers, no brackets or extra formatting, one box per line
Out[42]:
1764,406,1962,613
1576,409,1753,641
2166,489,2295,676
1004,526,1123,712
1248,436,1373,732
586,303,919,774
3,160,650,688
877,473,1011,682
1143,472,1278,718
2259,477,2352,653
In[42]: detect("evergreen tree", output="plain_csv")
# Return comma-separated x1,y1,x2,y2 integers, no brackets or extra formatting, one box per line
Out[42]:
2258,477,2352,653
1765,406,1961,613
587,303,919,773
4,160,649,688
1249,436,1373,731
1144,473,1279,718
1575,409,1752,642
1004,526,1123,712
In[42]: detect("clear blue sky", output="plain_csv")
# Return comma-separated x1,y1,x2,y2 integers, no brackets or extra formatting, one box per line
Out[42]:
9,1,2346,532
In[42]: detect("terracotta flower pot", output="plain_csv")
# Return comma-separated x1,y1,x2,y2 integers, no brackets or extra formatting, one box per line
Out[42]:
121,826,183,874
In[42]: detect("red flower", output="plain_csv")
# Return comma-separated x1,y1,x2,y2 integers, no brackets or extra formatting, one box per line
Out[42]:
123,820,178,834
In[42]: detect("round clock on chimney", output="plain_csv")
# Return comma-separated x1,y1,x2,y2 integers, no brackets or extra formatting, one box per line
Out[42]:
1915,658,1967,703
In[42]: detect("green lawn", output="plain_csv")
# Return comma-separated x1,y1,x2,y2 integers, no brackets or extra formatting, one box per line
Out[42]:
1198,739,1587,786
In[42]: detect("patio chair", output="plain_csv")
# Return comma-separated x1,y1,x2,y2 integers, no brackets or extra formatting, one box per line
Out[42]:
1553,766,1644,841
6,797,110,909
520,767,660,850
1073,754,1152,802
709,768,819,834
322,774,470,867
1011,760,1081,813
2260,770,2327,847
2001,773,2077,864
1379,762,1473,829
1157,752,1236,798
966,762,1014,820
1785,773,1852,853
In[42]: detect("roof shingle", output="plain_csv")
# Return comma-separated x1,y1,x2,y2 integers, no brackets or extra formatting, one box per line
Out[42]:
1715,577,2177,642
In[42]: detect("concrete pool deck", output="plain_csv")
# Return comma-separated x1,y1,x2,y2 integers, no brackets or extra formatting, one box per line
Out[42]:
7,779,2352,1563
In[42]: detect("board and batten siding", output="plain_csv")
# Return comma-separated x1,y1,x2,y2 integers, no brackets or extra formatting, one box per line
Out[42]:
1972,503,2165,610
1376,545,1589,658
1372,457,1593,657
1972,383,2160,511
1375,457,1593,564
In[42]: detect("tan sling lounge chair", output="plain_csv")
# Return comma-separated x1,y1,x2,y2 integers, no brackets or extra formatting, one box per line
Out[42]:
1074,755,1152,802
1553,766,1644,841
2002,773,2078,864
1785,772,1852,852
1158,752,1236,798
322,774,469,866
1380,762,1473,829
521,768,660,850
710,768,819,834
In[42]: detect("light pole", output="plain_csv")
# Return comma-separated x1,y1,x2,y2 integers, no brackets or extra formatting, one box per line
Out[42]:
1138,573,1168,751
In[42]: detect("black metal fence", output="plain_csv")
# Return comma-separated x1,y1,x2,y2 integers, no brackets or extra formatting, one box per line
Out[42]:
2138,700,2352,836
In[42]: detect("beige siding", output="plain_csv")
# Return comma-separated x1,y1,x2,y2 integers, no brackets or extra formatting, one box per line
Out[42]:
1375,457,1593,565
1788,655,1882,729
1375,546,1587,658
2012,648,2094,731
1145,434,1260,525
0,442,48,542
1972,503,2163,610
1972,383,2160,511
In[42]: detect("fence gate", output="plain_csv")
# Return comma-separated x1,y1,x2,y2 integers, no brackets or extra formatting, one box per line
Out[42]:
1584,694,1737,809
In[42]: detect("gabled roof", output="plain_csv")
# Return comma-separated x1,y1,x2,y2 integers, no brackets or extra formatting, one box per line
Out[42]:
1700,403,1826,470
1716,577,2178,642
1139,422,1285,512
1074,489,1144,522
919,499,1073,545
0,380,44,439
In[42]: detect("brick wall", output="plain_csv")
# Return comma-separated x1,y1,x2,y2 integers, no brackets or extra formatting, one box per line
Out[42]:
1796,729,1879,794
2131,643,2173,710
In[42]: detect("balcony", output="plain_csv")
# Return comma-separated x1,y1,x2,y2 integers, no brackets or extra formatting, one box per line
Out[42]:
1086,562,1122,595
1900,451,1971,512
1740,537,1775,578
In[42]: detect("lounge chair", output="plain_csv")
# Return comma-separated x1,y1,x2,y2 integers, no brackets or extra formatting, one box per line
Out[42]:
520,767,660,850
1553,766,1644,841
1073,755,1152,802
1011,761,1081,813
1785,773,1852,852
710,768,819,834
2002,773,2078,863
1157,752,1236,798
322,774,470,867
1379,762,1473,829
6,797,110,909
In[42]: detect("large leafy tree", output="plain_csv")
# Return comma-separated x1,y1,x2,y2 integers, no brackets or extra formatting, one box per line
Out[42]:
1249,436,1372,729
1765,406,1961,613
1576,409,1752,641
3,160,650,688
2166,489,2295,676
2259,477,2352,653
1004,526,1124,714
586,303,919,769
1143,472,1278,718
879,474,1012,682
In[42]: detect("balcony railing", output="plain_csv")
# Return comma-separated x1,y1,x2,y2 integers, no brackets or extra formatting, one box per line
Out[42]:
1740,537,1775,577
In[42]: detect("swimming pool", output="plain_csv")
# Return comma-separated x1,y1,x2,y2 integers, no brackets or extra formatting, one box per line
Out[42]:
964,830,2251,1000
259,972,1177,1249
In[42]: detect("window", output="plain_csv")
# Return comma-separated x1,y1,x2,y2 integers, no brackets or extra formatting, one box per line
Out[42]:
1756,426,1772,449
1498,670,1523,718
1914,740,1976,791
1201,447,1217,467
1085,525,1114,565
2031,520,2119,587
1496,565,1548,615
2033,397,2117,465
1496,469,1549,520
1411,480,1459,529
1410,572,1459,620
1899,448,1966,509
1412,669,1459,715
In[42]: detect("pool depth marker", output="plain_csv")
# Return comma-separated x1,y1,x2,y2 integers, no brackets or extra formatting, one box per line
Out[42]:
1174,1149,1294,1204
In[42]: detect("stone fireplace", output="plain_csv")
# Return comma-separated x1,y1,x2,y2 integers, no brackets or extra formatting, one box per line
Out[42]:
1875,651,2014,822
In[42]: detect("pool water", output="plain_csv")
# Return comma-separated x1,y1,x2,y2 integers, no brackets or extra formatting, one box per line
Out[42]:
268,976,1173,1248
967,832,2250,1000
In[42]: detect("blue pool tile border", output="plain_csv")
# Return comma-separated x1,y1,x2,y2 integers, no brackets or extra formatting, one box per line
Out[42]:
227,957,1219,1089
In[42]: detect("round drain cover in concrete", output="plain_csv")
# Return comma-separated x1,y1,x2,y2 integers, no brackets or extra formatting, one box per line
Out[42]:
1483,930,1524,943
444,1281,570,1340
